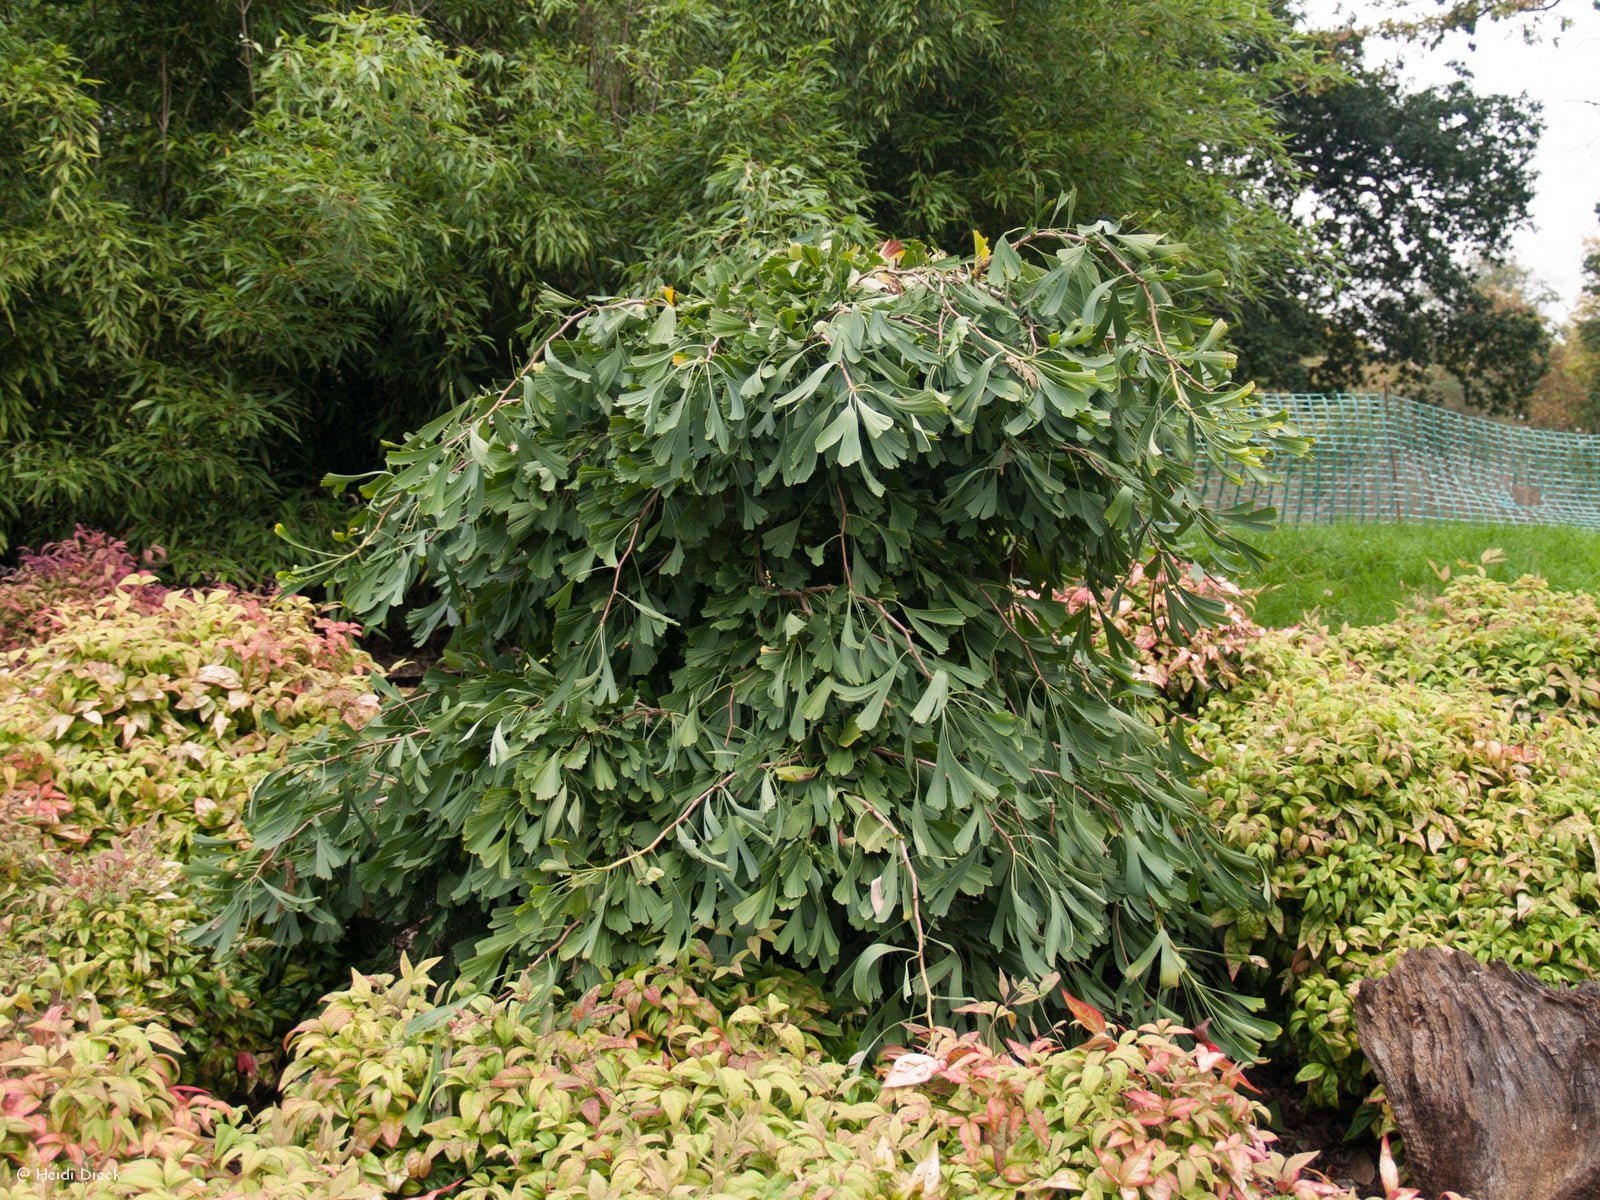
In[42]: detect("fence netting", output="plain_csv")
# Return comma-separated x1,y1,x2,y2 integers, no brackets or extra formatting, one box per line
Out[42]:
1201,392,1600,529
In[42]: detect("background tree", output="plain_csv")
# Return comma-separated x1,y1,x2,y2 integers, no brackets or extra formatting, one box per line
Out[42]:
1529,333,1597,431
1531,228,1600,427
1575,230,1600,413
0,0,1325,575
1368,0,1598,46
1434,263,1553,412
1232,33,1547,415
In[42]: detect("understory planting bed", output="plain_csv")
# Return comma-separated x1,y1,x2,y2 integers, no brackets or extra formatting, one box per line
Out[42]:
12,232,1600,1198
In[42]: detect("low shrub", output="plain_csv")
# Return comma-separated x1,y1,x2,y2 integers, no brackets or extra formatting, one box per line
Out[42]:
0,999,373,1199
1,950,1356,1199
1194,570,1600,1110
261,950,1354,1199
1337,566,1600,715
0,827,319,1090
0,529,166,652
268,952,846,1197
0,580,376,845
0,542,378,1092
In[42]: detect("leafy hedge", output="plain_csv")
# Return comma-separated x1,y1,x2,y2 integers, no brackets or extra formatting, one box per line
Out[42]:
0,827,325,1094
1195,568,1600,1109
0,529,1399,1198
0,531,378,1091
0,529,169,651
1,950,1355,1200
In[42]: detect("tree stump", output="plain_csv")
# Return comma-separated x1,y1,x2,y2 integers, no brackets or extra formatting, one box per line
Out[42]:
1353,947,1600,1200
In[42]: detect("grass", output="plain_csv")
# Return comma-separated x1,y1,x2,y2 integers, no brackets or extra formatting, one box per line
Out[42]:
1232,522,1600,629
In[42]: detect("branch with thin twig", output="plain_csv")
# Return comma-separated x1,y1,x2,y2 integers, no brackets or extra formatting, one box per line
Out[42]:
586,771,736,876
597,492,658,631
833,480,854,593
854,795,936,1028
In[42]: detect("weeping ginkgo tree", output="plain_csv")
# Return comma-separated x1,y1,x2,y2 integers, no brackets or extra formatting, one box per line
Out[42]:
200,207,1300,1049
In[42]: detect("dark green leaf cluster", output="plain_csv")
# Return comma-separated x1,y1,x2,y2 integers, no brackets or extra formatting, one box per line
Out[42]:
204,223,1297,1050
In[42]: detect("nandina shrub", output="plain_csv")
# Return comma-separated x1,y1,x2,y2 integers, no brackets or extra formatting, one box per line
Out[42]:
207,223,1300,1049
265,951,845,1195
0,528,166,652
0,952,1355,1199
0,581,377,846
1060,561,1266,706
0,826,318,1091
0,1001,233,1178
0,560,378,1092
244,952,1356,1199
1194,569,1600,1110
0,999,373,1199
1338,567,1600,715
0,748,80,884
0,566,379,857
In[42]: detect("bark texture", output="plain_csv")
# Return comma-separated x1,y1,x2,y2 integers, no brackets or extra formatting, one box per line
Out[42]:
1354,947,1600,1200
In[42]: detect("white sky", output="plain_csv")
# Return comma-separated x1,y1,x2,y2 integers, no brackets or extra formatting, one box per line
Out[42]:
1301,0,1600,320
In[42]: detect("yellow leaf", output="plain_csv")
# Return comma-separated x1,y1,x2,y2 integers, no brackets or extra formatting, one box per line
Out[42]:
660,1087,690,1125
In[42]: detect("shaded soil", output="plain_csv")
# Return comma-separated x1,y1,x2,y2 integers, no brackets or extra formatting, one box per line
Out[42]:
1251,1060,1384,1197
363,624,448,685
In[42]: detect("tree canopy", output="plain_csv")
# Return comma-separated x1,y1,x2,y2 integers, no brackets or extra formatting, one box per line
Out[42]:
1233,33,1548,414
0,0,1324,574
1560,216,1600,425
2,1,1560,566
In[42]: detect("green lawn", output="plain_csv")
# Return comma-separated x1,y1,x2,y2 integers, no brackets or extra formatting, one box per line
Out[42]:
1234,522,1600,629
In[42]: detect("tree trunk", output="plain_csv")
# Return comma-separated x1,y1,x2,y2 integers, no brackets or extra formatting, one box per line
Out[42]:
1353,947,1600,1200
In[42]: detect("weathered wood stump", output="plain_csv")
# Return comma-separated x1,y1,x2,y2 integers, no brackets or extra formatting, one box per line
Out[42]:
1353,947,1600,1200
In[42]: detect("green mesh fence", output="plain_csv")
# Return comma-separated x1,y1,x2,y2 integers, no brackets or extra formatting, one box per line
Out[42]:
1202,392,1600,529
